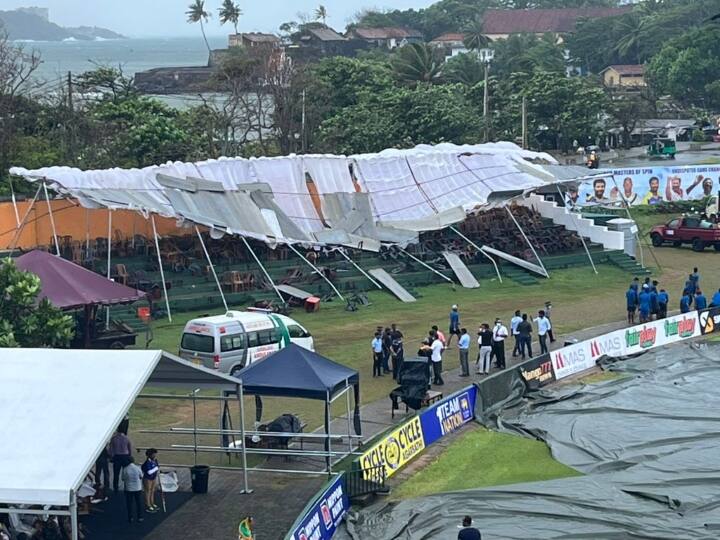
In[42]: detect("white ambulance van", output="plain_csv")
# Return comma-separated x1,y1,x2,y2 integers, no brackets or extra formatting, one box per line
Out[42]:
178,310,314,376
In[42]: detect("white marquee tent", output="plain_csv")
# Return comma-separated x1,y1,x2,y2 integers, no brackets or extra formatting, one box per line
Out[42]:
0,349,243,540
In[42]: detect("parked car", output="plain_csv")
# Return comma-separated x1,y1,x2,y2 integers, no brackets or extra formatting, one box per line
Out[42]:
650,215,720,251
179,309,314,376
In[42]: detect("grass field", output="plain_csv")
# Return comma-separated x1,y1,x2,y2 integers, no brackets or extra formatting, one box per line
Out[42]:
129,209,720,466
390,427,580,500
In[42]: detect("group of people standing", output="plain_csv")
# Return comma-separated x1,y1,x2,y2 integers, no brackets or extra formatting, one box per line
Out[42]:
98,426,161,524
376,304,557,387
626,268,719,323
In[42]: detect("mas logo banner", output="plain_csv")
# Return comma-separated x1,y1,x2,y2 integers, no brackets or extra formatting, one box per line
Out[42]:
291,475,348,540
420,387,477,446
360,416,425,480
699,308,720,335
551,341,595,380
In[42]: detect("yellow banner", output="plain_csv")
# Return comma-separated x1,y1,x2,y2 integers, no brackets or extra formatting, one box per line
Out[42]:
360,416,425,480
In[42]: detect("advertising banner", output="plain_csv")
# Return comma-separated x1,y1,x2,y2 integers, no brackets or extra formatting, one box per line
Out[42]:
551,340,595,380
419,386,477,446
359,416,425,481
572,165,720,207
624,312,700,355
699,308,720,335
290,475,349,540
519,353,555,389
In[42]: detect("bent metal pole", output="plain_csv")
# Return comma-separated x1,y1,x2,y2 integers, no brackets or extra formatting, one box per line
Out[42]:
42,182,61,256
8,184,42,255
338,247,382,289
150,214,172,323
504,205,549,278
399,246,454,284
287,243,345,302
449,226,503,283
240,236,284,304
195,225,228,312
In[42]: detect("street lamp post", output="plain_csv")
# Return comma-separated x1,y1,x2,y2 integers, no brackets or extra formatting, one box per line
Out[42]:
479,48,494,143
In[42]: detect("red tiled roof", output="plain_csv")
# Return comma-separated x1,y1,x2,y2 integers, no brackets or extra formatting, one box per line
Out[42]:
482,7,631,34
307,27,347,41
430,32,465,42
352,26,423,39
604,64,645,75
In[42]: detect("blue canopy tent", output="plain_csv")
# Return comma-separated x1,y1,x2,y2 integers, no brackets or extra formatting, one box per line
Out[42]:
228,344,361,472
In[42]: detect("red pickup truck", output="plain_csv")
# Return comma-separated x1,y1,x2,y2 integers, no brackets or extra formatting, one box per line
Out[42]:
650,216,720,252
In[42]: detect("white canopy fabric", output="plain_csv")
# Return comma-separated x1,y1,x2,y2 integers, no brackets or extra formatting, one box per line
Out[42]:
0,349,240,508
10,142,562,247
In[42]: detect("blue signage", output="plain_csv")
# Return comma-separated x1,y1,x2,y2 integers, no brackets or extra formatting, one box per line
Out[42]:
289,475,348,540
419,386,477,446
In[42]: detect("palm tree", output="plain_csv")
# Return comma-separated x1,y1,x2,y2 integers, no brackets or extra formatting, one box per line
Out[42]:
392,43,442,84
462,16,489,51
219,0,242,36
443,52,485,86
314,5,328,25
186,0,211,53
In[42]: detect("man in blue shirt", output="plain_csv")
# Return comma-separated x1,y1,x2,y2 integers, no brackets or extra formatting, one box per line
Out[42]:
638,285,651,323
657,289,669,319
649,287,659,320
458,516,481,540
457,328,471,377
680,292,692,314
712,288,720,307
626,285,638,324
695,290,707,311
448,305,461,348
690,267,700,293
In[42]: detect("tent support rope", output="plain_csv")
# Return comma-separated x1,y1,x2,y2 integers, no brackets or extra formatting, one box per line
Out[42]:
151,215,172,322
287,243,345,302
338,248,382,289
450,226,503,283
554,185,598,275
8,184,41,255
399,247,454,284
505,205,549,278
195,226,228,312
43,182,61,256
241,236,284,304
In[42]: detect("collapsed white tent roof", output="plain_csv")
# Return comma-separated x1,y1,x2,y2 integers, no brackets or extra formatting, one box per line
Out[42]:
0,349,240,508
10,142,571,249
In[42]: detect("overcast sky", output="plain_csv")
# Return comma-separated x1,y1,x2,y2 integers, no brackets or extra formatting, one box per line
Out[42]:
2,0,437,37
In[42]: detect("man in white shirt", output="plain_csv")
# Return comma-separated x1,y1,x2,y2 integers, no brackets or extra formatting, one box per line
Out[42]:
510,310,523,358
534,310,551,355
457,328,470,377
492,318,508,369
430,334,444,386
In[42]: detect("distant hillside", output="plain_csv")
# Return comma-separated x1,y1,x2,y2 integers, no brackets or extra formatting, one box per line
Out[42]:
0,9,125,41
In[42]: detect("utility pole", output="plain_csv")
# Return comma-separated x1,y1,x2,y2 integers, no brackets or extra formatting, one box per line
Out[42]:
522,96,528,149
66,71,75,164
301,88,307,153
483,62,489,143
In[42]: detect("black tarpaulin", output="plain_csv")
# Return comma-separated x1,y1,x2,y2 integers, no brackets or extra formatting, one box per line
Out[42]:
339,343,720,539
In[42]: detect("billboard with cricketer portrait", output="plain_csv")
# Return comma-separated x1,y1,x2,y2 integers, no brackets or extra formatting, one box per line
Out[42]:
572,165,720,208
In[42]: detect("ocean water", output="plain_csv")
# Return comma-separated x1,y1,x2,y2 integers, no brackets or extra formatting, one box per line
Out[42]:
18,36,228,82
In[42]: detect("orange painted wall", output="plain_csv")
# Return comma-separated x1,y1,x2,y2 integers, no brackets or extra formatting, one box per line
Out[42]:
0,199,185,250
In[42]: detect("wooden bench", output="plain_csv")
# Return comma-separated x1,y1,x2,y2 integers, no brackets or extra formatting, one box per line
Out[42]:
392,390,443,418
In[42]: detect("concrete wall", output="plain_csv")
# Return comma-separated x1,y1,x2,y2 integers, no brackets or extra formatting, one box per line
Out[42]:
519,193,625,251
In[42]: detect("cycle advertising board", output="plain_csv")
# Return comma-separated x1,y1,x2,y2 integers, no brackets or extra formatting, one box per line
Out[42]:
359,416,425,481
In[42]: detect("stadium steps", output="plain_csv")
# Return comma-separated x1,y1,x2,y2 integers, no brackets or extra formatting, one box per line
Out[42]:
605,251,652,276
501,266,540,286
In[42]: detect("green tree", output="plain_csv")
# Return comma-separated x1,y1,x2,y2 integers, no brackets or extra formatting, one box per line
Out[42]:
218,0,242,35
186,0,212,53
462,16,489,51
391,43,443,84
646,25,720,109
492,33,565,77
0,259,74,348
443,52,486,86
315,5,328,25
